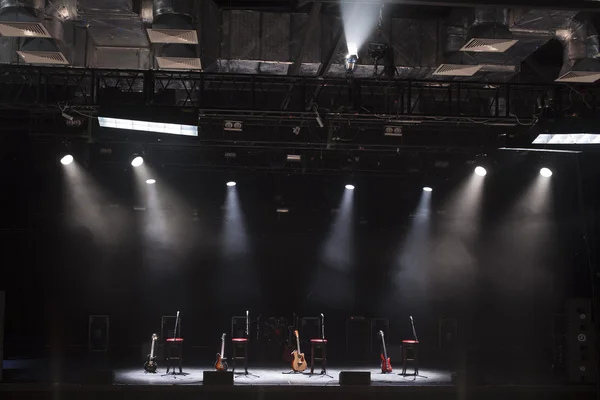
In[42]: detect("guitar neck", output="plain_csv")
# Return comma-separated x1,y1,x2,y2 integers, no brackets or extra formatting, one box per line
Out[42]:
220,338,225,355
381,336,388,359
150,339,155,358
296,333,301,353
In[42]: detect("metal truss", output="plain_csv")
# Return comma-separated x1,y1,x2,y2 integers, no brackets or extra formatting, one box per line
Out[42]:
0,65,598,122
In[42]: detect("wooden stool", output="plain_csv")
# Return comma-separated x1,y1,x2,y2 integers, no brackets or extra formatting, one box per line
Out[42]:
401,340,419,375
165,338,184,374
310,339,327,374
231,338,248,374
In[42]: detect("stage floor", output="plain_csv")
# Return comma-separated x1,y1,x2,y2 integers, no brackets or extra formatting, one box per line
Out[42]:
114,366,451,386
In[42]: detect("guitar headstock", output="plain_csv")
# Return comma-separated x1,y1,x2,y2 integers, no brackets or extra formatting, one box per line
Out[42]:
221,333,226,340
378,330,384,337
294,330,299,337
152,333,158,341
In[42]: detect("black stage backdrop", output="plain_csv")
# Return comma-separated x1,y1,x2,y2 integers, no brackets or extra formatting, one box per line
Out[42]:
0,151,598,373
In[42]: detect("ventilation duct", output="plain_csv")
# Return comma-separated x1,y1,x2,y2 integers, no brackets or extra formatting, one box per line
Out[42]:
555,17,600,83
0,0,69,65
460,8,517,53
148,0,201,70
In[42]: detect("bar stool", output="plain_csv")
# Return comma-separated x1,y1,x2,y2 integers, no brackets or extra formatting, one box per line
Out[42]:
401,339,419,375
310,339,327,374
165,338,184,374
231,338,248,374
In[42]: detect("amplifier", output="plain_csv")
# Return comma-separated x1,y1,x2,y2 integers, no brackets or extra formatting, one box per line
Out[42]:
203,371,233,385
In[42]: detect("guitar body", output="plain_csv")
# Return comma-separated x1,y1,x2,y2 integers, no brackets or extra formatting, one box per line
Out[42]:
215,353,228,371
380,354,392,373
144,357,158,373
291,350,307,372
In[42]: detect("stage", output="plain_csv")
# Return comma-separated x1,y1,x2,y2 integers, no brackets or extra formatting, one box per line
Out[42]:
1,359,597,400
114,366,450,386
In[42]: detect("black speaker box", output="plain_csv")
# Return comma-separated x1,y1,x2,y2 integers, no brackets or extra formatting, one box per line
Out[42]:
339,371,371,386
203,371,234,386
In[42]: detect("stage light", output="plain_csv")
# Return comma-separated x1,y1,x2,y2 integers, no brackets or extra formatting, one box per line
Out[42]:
475,166,487,176
227,181,236,187
60,154,73,165
131,156,144,167
345,184,355,190
423,187,433,192
540,167,553,177
146,179,156,185
345,53,358,74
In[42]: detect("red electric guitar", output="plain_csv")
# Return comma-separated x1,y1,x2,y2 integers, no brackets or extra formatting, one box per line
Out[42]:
378,330,392,373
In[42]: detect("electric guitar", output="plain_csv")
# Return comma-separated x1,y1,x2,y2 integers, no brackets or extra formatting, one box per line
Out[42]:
379,330,392,373
291,330,307,372
144,333,158,373
215,333,228,371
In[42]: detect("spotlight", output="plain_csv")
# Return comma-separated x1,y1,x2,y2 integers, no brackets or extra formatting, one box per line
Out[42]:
226,181,236,187
345,184,355,190
146,179,156,185
474,166,487,176
60,154,73,165
345,54,358,74
540,167,553,177
131,156,144,167
423,187,433,192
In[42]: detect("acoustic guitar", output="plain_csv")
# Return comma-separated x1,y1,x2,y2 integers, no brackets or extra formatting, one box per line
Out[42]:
379,330,392,373
144,333,158,373
215,333,228,371
291,330,307,372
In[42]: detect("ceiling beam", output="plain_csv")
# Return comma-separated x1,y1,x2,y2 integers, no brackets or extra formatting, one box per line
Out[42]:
317,26,344,77
289,2,322,76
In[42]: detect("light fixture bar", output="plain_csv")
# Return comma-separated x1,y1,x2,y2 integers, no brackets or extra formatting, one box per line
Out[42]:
532,133,600,145
498,147,582,154
98,117,198,136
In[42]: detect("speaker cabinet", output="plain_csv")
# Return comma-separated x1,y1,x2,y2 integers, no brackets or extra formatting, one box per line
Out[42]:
566,298,597,383
439,318,458,352
203,371,233,385
0,291,4,382
339,371,371,385
346,317,370,362
89,315,109,352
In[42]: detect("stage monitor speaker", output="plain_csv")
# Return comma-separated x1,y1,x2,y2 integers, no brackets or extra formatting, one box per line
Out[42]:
203,371,233,386
0,291,4,382
346,317,370,362
89,315,109,352
339,371,371,386
566,298,598,383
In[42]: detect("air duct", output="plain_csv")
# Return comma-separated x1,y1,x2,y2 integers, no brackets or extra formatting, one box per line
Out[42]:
555,17,600,83
147,0,201,70
461,8,517,53
0,0,69,65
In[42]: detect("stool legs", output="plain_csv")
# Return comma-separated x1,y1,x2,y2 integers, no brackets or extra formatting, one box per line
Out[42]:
401,344,418,375
310,343,327,375
232,342,248,375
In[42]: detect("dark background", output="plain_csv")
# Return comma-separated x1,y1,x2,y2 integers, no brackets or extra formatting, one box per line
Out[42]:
0,145,598,378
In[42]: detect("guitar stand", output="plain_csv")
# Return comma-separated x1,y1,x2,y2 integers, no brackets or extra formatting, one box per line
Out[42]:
282,370,305,374
161,371,189,379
